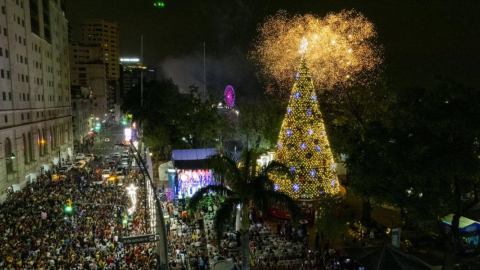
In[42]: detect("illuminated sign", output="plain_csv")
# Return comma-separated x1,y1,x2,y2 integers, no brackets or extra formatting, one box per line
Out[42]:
124,128,132,142
120,58,140,62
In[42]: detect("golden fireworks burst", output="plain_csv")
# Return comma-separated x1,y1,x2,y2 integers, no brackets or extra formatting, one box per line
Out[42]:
252,10,384,98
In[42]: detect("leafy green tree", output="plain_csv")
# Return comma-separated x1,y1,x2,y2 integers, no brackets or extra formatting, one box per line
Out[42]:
180,85,231,148
188,149,301,270
122,80,232,158
315,195,352,240
235,95,287,149
383,80,480,269
319,80,393,225
336,79,480,269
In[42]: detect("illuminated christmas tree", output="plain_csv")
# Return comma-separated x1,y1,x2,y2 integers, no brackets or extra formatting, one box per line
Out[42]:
274,56,341,199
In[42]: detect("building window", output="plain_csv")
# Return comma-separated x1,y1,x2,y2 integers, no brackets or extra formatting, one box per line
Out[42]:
5,138,13,173
43,129,48,154
4,115,7,122
28,132,33,162
51,127,55,151
23,133,27,164
38,130,42,156
2,92,5,100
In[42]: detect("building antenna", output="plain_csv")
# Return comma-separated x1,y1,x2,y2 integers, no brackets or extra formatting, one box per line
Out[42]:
141,35,144,107
203,42,206,99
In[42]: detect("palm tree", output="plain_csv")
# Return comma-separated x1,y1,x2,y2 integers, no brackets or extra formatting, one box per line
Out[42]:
188,149,301,270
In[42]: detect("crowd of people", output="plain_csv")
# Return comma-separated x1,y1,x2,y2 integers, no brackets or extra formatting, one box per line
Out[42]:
0,142,366,269
164,201,208,270
0,154,161,269
156,190,362,270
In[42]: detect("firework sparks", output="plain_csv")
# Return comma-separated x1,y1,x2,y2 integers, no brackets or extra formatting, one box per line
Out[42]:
252,10,383,98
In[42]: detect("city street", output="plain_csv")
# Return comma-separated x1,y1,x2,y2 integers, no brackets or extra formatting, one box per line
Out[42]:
0,130,161,268
90,123,127,158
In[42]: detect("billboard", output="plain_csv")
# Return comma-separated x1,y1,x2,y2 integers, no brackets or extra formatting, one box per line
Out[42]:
124,128,132,142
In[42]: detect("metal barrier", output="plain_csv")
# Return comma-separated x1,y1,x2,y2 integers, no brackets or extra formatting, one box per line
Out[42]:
129,140,169,270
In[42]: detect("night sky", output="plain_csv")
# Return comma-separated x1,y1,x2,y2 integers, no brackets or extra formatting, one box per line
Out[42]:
66,0,480,96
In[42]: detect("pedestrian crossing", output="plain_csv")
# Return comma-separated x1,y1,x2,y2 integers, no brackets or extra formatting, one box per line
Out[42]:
92,146,117,150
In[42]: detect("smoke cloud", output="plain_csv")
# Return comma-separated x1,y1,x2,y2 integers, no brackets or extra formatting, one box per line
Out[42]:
158,49,258,103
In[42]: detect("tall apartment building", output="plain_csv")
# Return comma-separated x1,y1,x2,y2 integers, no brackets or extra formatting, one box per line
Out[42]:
80,19,119,111
69,43,110,120
0,0,73,200
120,58,157,99
81,19,119,80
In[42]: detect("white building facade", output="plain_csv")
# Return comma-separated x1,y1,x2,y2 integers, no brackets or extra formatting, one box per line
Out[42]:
71,85,93,148
0,0,73,201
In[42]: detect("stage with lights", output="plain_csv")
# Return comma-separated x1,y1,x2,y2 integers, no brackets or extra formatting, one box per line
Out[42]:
170,148,217,199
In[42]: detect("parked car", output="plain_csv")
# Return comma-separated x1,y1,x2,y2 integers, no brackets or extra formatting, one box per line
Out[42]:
75,154,86,161
85,153,95,162
116,164,126,170
120,158,129,166
101,169,111,179
107,159,117,167
72,161,86,169
115,168,125,182
59,165,72,174
115,167,123,174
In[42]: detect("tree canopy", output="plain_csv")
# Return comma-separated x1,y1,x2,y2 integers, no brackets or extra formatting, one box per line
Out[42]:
122,80,232,158
320,79,480,269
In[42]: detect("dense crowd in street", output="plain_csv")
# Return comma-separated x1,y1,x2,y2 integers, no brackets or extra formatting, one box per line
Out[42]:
159,192,358,270
0,155,161,269
0,131,363,270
